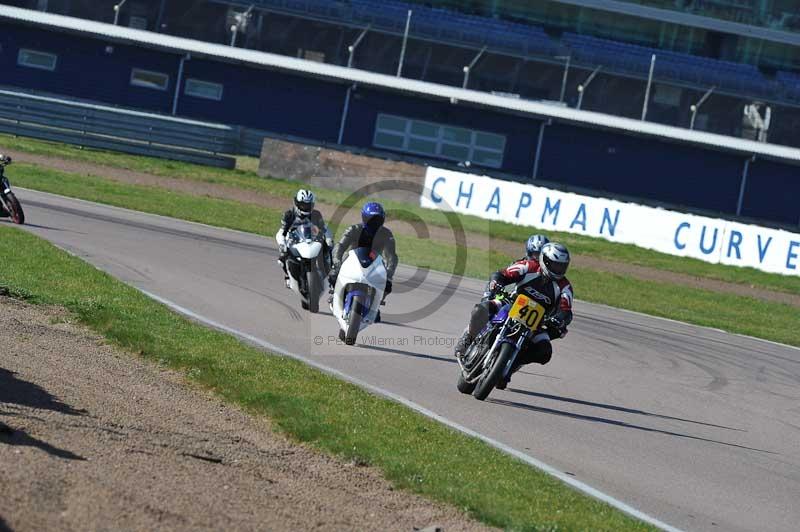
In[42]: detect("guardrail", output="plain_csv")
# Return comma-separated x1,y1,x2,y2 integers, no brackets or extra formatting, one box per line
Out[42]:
0,89,269,168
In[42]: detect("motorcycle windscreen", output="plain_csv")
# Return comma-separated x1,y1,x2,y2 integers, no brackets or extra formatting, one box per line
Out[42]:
292,221,320,241
353,247,377,268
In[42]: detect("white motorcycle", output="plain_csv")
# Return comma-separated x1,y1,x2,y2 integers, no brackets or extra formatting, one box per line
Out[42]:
284,220,327,313
331,247,387,345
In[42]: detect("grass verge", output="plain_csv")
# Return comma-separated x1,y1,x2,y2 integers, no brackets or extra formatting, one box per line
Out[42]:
12,164,800,347
3,133,798,297
0,225,654,531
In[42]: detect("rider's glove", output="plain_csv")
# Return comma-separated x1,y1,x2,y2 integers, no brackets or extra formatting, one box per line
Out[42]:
482,279,500,299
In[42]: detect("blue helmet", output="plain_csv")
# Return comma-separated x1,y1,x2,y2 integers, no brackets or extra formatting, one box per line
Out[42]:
361,202,386,234
525,234,550,260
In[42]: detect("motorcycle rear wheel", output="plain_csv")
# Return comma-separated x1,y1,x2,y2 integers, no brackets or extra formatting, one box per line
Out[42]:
472,342,514,401
5,193,23,225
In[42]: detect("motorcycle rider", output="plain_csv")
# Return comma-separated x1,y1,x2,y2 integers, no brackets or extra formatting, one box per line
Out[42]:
276,189,334,288
455,242,573,389
523,234,549,262
328,202,398,312
0,154,11,218
478,234,549,303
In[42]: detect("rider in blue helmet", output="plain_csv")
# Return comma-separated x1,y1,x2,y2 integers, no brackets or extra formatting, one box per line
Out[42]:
525,234,550,262
328,202,398,311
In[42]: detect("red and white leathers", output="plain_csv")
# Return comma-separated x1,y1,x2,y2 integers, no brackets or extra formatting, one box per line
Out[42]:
459,257,574,367
492,258,574,330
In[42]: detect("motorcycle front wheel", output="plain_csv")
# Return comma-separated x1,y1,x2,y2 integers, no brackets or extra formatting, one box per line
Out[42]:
472,342,515,401
306,270,321,313
4,193,23,225
344,295,364,346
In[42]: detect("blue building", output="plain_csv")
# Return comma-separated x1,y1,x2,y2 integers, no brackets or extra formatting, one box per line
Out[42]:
0,5,797,227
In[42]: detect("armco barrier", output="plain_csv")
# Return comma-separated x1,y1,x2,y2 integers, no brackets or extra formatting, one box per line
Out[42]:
421,167,800,276
0,89,243,168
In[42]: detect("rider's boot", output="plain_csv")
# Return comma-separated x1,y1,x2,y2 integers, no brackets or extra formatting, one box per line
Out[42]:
327,285,335,308
454,330,474,358
277,256,290,289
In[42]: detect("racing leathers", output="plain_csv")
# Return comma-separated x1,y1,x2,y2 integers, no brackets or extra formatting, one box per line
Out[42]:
275,209,334,281
463,257,573,372
328,224,398,296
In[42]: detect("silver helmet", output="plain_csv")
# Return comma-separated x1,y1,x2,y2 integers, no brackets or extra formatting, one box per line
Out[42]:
540,242,570,281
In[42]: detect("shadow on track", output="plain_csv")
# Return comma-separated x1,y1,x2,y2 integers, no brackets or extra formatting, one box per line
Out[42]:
507,388,745,431
489,398,772,453
0,368,86,416
23,222,86,235
0,514,12,532
0,421,84,461
358,344,457,364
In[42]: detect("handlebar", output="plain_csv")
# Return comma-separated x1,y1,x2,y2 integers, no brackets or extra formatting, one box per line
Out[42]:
0,155,12,166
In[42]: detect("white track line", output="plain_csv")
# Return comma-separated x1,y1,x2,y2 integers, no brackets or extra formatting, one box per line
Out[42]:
139,288,684,532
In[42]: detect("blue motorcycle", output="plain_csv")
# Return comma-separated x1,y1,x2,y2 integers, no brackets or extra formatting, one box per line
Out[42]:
456,291,551,400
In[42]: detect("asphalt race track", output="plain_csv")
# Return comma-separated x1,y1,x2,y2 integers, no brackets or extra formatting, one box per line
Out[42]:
14,189,800,532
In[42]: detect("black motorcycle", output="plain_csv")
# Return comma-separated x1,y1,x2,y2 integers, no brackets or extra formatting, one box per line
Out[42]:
0,156,24,225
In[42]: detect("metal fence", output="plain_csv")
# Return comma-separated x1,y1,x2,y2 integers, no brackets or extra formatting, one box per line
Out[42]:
0,89,268,168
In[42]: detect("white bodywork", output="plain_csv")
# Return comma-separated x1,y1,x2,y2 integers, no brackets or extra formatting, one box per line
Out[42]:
332,249,387,334
286,241,324,295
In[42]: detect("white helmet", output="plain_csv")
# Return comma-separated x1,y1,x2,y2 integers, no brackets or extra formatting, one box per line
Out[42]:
540,242,570,281
294,189,315,218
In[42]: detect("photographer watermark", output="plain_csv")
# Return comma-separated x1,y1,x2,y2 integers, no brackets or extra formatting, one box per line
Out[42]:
313,334,457,349
326,178,469,325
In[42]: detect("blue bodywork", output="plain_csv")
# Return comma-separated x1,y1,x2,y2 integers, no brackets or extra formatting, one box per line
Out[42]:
344,287,373,319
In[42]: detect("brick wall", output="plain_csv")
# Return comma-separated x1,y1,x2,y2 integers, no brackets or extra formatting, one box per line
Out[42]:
258,138,426,204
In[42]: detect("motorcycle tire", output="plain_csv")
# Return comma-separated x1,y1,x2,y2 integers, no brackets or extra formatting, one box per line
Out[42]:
456,373,476,394
306,271,321,313
5,193,23,225
472,342,515,401
344,295,364,346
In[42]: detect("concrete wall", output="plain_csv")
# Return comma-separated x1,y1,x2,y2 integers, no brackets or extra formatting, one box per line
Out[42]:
258,137,426,203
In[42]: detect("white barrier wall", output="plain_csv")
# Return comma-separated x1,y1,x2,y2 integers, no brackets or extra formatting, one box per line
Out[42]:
420,167,800,277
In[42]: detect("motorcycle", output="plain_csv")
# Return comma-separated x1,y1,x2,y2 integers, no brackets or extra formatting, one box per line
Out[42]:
285,219,327,313
456,291,556,401
0,156,24,225
331,247,387,346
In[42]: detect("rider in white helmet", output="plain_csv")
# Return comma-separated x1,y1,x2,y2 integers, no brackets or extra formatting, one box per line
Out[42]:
275,189,334,287
456,242,574,389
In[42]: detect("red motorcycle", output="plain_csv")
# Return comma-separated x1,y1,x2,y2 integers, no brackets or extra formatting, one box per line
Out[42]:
0,156,24,225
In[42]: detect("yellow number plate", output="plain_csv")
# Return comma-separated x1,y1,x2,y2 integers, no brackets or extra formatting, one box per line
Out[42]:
508,295,546,332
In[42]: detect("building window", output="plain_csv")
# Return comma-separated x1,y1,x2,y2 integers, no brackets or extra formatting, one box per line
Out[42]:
129,16,148,30
17,49,57,71
130,68,169,91
373,114,506,168
184,79,224,101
